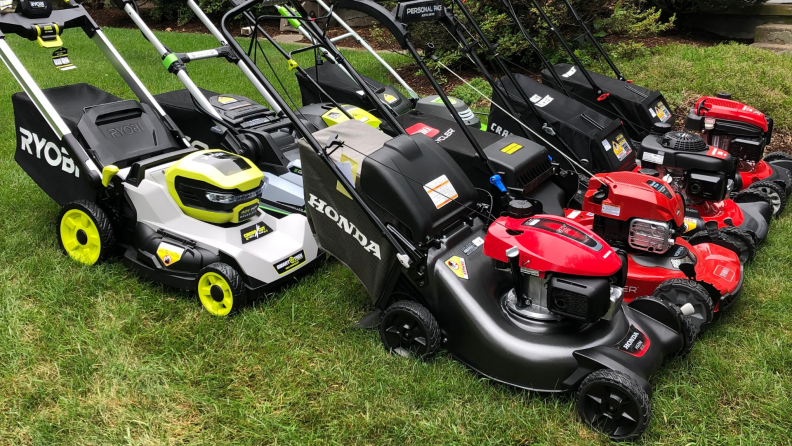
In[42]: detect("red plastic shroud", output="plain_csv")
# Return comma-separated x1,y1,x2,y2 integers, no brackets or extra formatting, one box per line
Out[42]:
739,159,775,189
483,215,621,278
581,172,686,226
694,96,768,132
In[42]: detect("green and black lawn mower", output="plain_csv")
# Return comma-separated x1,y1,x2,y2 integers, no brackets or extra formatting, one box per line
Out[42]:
1,0,320,315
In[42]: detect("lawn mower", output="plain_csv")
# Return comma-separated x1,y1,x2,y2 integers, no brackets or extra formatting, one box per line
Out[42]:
1,0,320,316
221,2,700,440
685,93,791,215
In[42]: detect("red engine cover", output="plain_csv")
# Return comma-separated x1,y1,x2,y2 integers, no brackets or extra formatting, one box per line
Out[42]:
694,97,768,132
582,172,685,227
483,215,621,278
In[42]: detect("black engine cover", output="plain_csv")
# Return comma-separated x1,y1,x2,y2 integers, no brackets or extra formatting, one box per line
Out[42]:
548,274,611,323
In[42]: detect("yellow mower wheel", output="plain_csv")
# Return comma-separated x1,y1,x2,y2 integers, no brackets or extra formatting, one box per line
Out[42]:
57,201,115,265
196,262,247,316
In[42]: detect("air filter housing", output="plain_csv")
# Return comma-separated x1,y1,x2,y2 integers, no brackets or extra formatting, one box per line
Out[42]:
660,131,708,152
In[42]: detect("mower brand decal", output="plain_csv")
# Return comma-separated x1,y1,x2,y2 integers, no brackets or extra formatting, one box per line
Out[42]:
107,123,143,139
431,96,457,105
308,194,381,259
238,203,259,221
52,47,75,71
186,49,219,60
603,250,612,258
642,151,664,164
615,325,650,357
435,128,455,143
707,147,729,159
17,127,80,178
530,94,554,108
490,123,510,137
240,222,273,244
562,66,577,78
683,217,697,232
217,96,238,104
714,265,736,282
567,210,581,219
156,242,184,266
383,93,398,104
601,203,621,217
274,250,307,275
673,246,686,257
646,179,673,199
405,123,440,138
742,105,762,115
424,175,459,209
462,237,484,256
501,143,523,155
445,256,469,279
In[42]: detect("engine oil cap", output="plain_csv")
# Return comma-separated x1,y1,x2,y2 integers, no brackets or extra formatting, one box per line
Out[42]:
508,200,535,219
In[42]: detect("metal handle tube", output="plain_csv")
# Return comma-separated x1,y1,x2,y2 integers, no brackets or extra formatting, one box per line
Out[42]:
221,0,410,259
559,0,624,81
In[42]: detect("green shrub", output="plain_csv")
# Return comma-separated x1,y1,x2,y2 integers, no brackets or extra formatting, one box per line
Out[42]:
450,78,493,106
645,0,767,13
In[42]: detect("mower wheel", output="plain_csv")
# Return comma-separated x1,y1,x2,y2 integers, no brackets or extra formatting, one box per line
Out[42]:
733,188,774,221
763,151,792,163
688,226,756,263
676,314,698,360
764,152,792,194
628,295,698,358
196,262,247,317
652,278,714,333
576,369,651,441
380,300,440,360
57,200,116,265
748,180,786,217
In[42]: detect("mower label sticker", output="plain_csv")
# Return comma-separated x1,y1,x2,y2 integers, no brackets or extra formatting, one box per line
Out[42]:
612,134,632,161
0,0,12,10
383,93,398,104
501,143,523,155
217,96,238,104
615,325,650,357
424,175,458,209
707,147,729,159
462,237,484,256
308,194,381,259
653,102,671,123
562,66,577,78
52,47,76,71
17,127,80,178
530,94,554,108
642,151,664,164
156,242,184,267
273,250,307,275
240,222,273,244
238,203,260,221
405,123,440,138
431,97,457,105
602,203,621,217
683,217,697,232
646,179,674,199
714,265,736,282
445,256,469,279
186,49,219,60
603,250,612,258
567,210,581,219
649,108,657,118
602,139,612,151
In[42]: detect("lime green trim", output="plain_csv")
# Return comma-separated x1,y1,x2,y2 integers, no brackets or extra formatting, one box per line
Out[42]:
277,5,302,30
197,272,233,316
480,123,487,131
60,209,101,265
260,204,291,215
101,165,119,187
162,53,178,70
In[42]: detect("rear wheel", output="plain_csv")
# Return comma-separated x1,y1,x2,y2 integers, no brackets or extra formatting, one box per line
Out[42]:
576,369,651,441
196,262,247,316
652,278,714,333
764,152,792,194
688,226,756,263
764,151,792,163
380,300,440,360
748,180,786,217
57,200,115,265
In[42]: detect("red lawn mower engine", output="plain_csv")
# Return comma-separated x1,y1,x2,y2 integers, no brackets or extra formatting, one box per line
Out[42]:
685,93,792,202
484,202,625,323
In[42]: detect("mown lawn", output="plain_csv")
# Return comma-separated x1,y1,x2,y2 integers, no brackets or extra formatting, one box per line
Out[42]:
1,28,791,445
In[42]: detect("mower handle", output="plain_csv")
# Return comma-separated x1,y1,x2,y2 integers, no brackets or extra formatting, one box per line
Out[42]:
335,0,409,49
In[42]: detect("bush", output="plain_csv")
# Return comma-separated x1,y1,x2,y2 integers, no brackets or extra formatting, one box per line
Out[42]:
645,0,767,13
450,78,493,107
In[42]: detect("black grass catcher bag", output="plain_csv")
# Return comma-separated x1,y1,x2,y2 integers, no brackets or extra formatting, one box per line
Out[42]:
489,74,637,174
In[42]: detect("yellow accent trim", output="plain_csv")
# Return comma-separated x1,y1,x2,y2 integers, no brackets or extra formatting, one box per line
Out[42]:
501,143,523,155
35,24,63,48
287,59,299,70
321,106,381,129
101,165,119,187
197,271,233,316
60,209,102,265
165,149,264,224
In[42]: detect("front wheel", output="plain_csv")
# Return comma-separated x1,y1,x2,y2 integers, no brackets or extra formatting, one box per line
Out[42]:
748,180,786,217
688,226,756,263
576,369,651,441
57,200,116,265
652,278,714,333
196,262,247,316
379,300,440,360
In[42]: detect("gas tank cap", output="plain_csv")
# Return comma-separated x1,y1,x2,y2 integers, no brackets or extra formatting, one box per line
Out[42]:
716,92,732,100
508,200,535,219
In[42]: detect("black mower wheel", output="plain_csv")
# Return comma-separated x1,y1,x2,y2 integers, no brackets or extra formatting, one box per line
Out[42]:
652,278,714,333
764,151,792,163
576,369,651,441
688,226,756,263
748,180,786,217
676,314,698,360
380,300,440,360
733,187,775,221
57,200,116,266
196,262,247,317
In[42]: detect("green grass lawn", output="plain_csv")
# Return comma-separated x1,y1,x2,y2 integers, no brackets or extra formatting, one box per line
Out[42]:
1,28,792,445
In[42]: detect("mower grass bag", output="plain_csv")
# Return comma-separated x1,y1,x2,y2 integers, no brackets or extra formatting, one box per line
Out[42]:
489,74,636,174
542,64,674,140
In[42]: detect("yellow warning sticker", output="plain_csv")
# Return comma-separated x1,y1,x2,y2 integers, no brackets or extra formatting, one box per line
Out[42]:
217,96,238,104
424,174,459,209
157,242,184,267
383,93,398,104
445,256,469,279
683,217,697,232
501,143,523,155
